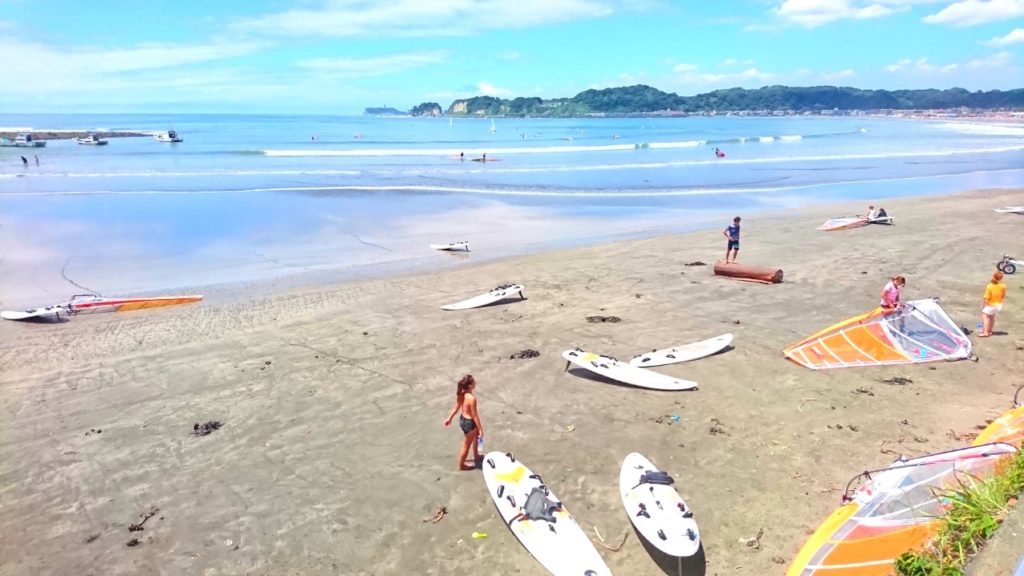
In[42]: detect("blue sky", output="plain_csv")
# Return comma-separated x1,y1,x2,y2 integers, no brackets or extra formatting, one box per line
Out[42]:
1,0,1021,113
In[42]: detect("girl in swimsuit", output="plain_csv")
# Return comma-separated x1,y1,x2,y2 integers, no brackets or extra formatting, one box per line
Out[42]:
443,374,484,471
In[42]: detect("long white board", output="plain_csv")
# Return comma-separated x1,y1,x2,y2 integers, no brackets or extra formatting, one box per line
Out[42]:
441,284,524,311
994,207,1024,214
1,305,67,321
619,452,701,557
630,334,733,367
430,241,470,251
562,349,698,390
482,451,611,576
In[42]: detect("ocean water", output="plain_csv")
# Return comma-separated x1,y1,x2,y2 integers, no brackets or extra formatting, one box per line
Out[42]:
1,113,1022,306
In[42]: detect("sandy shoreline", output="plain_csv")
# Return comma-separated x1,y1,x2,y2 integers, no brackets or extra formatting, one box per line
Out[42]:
1,187,1022,576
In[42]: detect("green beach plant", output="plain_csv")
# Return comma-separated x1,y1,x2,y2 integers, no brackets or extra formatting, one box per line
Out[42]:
895,449,1024,576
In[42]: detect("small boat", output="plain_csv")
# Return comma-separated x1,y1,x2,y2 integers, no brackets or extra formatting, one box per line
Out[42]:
76,133,108,146
154,129,183,143
0,133,46,148
489,119,496,133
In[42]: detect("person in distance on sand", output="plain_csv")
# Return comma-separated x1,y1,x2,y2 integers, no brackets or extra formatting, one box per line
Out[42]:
722,216,741,264
979,270,1006,337
443,374,484,471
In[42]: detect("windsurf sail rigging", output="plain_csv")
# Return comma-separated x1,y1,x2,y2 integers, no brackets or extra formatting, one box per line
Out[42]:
783,298,972,369
67,294,203,313
787,442,1018,576
817,217,869,231
973,385,1024,447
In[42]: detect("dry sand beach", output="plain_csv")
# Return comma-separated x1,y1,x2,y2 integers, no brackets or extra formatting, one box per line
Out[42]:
1,188,1022,576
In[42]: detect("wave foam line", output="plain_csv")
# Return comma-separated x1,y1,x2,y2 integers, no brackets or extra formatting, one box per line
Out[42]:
935,122,1024,137
6,168,1022,199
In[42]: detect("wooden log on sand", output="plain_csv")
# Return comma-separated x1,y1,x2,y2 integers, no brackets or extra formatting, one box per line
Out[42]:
714,261,783,284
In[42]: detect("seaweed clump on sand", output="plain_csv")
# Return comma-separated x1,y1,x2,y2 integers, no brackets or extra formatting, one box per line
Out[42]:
192,421,223,436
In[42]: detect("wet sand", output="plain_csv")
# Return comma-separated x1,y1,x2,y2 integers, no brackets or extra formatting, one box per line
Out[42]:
0,187,1021,576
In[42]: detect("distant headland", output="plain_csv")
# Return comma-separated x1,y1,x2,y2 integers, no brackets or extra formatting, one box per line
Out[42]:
399,84,1024,118
363,107,408,116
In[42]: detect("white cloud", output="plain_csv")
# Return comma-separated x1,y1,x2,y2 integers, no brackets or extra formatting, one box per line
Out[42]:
298,51,448,76
821,68,857,81
673,63,699,72
720,58,755,67
498,51,521,61
965,50,1014,68
0,38,264,95
476,81,513,97
775,0,897,27
234,0,613,37
923,0,1024,26
772,0,949,26
984,27,1024,45
884,51,1014,74
672,66,774,87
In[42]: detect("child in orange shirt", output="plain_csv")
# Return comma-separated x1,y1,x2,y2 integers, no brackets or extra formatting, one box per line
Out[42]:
979,271,1007,337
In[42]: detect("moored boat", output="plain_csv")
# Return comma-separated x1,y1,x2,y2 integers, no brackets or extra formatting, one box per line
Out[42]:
0,133,47,148
76,133,109,145
154,129,183,143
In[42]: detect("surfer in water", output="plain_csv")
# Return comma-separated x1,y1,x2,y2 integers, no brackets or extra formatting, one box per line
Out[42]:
443,374,484,471
722,216,741,264
714,147,725,158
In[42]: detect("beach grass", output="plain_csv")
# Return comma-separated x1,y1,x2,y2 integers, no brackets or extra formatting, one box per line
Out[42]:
895,449,1024,576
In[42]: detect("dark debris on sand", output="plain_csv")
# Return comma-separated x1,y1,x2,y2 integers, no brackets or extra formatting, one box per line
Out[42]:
709,417,728,435
193,421,223,436
879,377,913,386
129,506,159,532
509,349,541,360
586,315,621,323
684,261,707,266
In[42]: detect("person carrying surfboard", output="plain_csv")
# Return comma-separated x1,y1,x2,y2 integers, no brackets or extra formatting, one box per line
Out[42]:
443,374,484,471
722,216,741,264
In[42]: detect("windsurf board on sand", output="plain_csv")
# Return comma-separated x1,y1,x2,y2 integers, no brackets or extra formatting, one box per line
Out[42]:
482,451,611,576
68,295,203,313
619,452,700,558
1,305,67,321
630,334,733,367
994,206,1024,214
562,349,698,390
441,284,524,311
817,217,869,231
430,241,470,252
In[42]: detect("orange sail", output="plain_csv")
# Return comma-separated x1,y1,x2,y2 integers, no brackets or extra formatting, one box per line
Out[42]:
787,443,1017,576
784,298,972,369
973,386,1024,447
68,295,203,314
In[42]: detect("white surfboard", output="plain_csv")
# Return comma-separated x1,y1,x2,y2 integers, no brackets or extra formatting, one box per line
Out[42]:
562,349,698,391
430,241,470,251
619,452,700,558
441,284,524,311
1,304,67,321
482,451,611,576
629,334,733,367
994,207,1024,214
